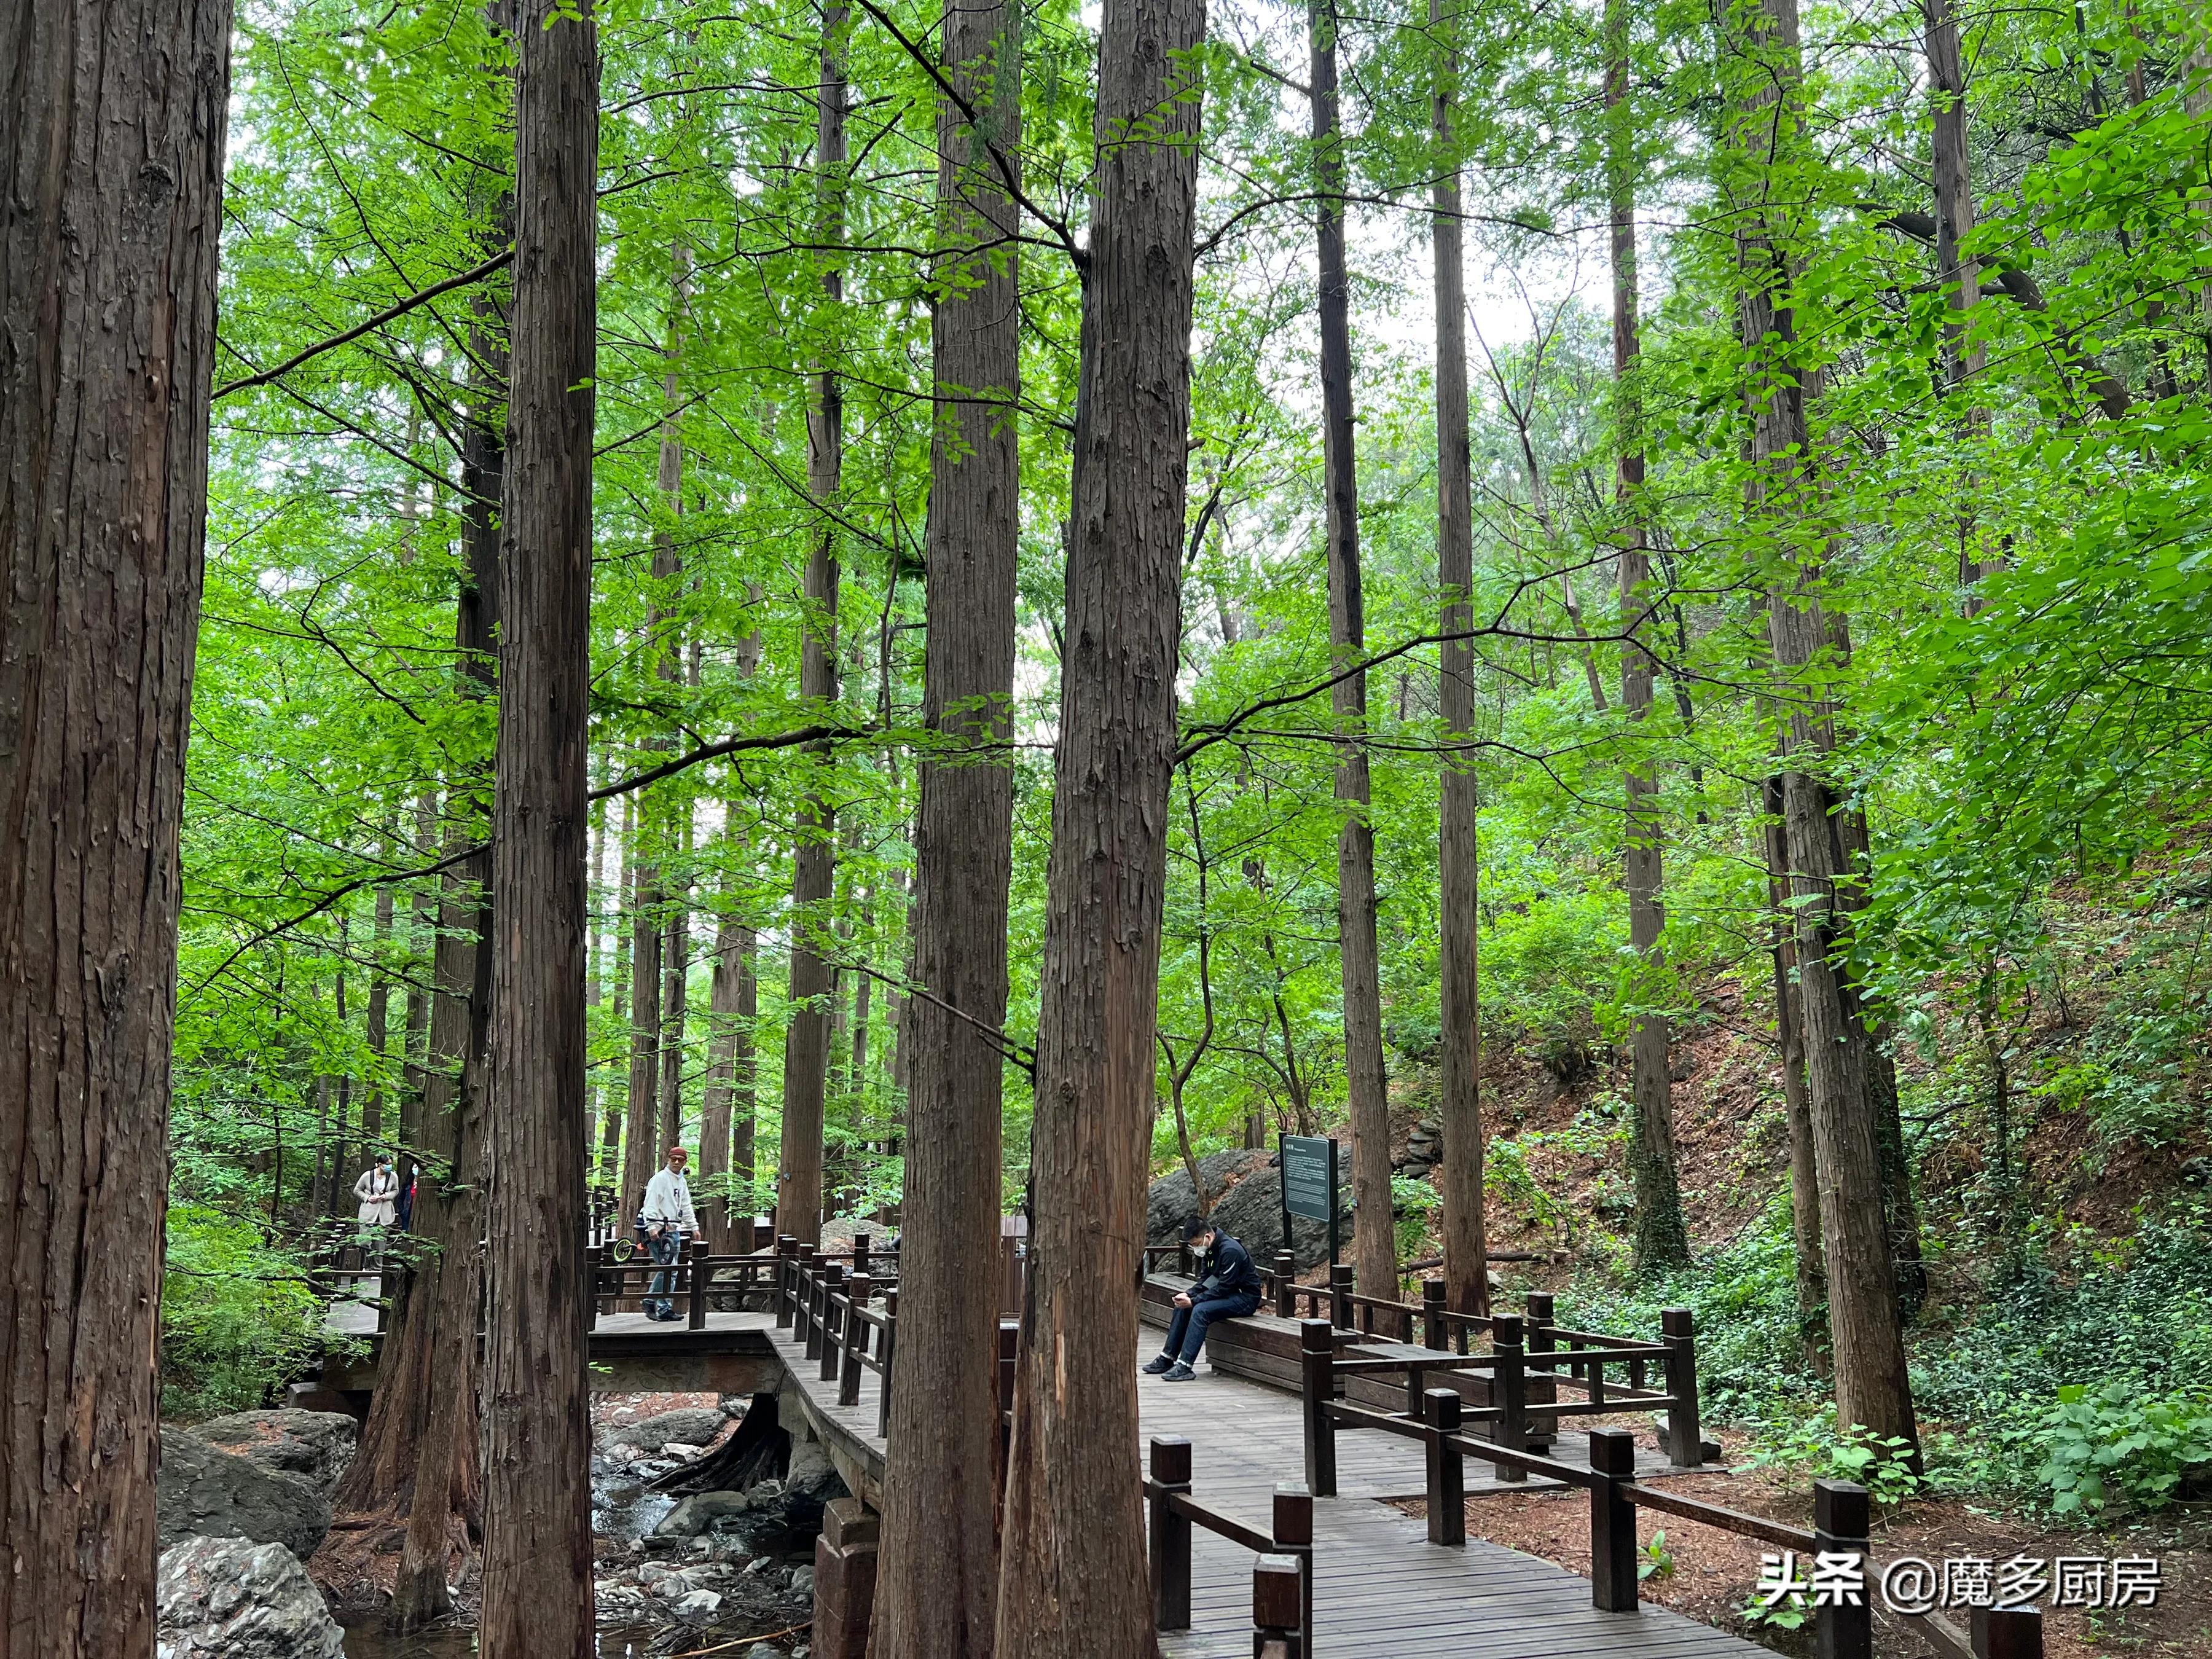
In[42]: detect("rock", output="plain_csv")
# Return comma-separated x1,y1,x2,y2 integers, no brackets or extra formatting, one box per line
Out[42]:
191,1411,358,1496
788,1565,815,1596
603,1406,728,1452
672,1589,724,1623
662,1441,705,1459
155,1535,345,1659
779,1441,846,1521
1146,1149,1349,1271
158,1430,331,1561
654,1490,759,1537
747,1645,784,1659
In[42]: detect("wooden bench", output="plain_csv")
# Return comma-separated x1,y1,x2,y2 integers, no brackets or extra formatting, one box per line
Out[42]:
1140,1276,1366,1391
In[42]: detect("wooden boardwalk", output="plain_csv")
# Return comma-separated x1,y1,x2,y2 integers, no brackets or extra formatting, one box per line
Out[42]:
760,1317,1765,1659
326,1274,1765,1657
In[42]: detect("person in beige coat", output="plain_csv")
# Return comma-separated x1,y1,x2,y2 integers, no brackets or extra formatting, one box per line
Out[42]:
351,1155,400,1275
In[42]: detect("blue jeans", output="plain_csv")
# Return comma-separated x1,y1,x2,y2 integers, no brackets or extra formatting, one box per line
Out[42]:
645,1230,683,1319
1163,1291,1260,1363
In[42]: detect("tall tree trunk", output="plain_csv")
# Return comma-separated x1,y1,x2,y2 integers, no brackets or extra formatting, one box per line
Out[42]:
1430,0,1488,1320
653,262,691,1155
0,1,229,1646
323,938,353,1217
403,789,437,1135
1730,0,1916,1453
1308,0,1395,1308
659,803,693,1149
777,1,848,1246
1763,785,1827,1374
993,0,1204,1641
323,168,508,1618
1609,0,1689,1274
871,0,1021,1642
482,0,598,1650
622,820,665,1214
386,217,507,1630
600,787,635,1187
699,865,753,1254
360,806,398,1179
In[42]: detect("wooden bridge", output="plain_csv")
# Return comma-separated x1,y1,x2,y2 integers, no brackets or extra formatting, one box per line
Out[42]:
316,1226,2036,1659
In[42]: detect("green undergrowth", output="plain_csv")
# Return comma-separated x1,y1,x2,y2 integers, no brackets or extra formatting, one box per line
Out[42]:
162,1206,334,1419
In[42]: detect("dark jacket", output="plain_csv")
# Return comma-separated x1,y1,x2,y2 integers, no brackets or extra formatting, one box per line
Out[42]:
1194,1232,1263,1300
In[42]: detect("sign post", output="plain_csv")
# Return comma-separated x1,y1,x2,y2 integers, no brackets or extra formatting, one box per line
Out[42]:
1279,1134,1340,1270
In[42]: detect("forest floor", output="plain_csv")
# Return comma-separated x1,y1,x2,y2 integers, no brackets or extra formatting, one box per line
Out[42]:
1396,1430,2212,1659
1368,928,2212,1659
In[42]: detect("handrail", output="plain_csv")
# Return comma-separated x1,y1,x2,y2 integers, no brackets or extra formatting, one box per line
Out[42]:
1147,1436,1313,1654
1295,1316,1881,1658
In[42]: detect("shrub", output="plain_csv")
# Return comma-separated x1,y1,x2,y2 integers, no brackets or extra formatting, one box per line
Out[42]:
162,1206,329,1418
2012,1381,2212,1517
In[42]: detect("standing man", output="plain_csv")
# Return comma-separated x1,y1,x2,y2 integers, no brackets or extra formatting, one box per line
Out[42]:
1143,1214,1264,1381
640,1145,699,1321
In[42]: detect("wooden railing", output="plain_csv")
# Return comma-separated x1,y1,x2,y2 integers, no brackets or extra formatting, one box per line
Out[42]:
1143,1248,1703,1468
1147,1437,1314,1657
1294,1316,1885,1656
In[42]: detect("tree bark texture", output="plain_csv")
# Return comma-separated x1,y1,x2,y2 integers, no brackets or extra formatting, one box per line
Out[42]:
777,7,847,1246
1730,0,1916,1453
871,2,1021,1647
1430,0,1488,1320
992,0,1204,1641
0,2,229,1649
388,315,503,1631
481,2,598,1652
1609,1,1689,1274
322,371,500,1602
1308,0,1396,1308
1762,785,1828,1373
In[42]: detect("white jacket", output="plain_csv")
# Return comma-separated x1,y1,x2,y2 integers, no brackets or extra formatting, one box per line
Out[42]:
641,1167,697,1234
354,1166,399,1225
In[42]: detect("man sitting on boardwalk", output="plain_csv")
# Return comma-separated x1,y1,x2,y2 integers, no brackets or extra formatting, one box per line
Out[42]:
640,1145,698,1322
1144,1214,1264,1382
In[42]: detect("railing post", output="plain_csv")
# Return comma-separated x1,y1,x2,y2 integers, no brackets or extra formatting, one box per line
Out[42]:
1422,1279,1446,1350
688,1249,710,1330
1274,1250,1296,1320
1298,1318,1336,1498
1272,1481,1314,1643
1328,1263,1353,1332
1661,1307,1703,1468
1971,1606,2043,1659
1587,1426,1639,1614
586,1244,602,1331
801,1247,827,1354
996,1318,1019,1477
776,1236,798,1328
1423,1388,1465,1547
841,1274,871,1406
1252,1554,1304,1659
852,1232,871,1282
1148,1437,1194,1632
876,1287,899,1438
1524,1291,1558,1447
1492,1313,1526,1483
818,1263,847,1380
1813,1480,1872,1659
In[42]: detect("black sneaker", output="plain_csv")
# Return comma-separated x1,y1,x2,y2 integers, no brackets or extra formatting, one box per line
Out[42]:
1161,1362,1196,1382
1141,1355,1176,1375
